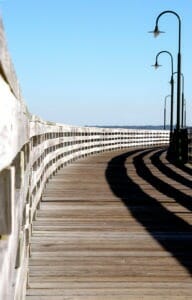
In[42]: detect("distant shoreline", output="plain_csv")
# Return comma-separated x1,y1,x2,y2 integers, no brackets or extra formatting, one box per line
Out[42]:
86,125,170,130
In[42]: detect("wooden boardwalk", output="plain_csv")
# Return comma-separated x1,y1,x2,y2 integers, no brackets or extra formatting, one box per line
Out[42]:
26,147,192,300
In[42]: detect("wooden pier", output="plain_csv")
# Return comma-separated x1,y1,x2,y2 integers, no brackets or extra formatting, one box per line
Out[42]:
26,147,192,300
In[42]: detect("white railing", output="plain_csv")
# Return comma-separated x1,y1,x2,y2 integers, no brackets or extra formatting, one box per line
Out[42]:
0,18,170,300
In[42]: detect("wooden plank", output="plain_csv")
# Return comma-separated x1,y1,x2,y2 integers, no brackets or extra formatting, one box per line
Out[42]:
26,296,192,300
26,287,192,296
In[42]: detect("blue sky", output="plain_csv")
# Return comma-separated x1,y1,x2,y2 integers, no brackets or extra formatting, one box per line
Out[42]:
0,0,192,126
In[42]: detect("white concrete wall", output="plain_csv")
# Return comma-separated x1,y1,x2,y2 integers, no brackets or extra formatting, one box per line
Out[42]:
0,18,170,300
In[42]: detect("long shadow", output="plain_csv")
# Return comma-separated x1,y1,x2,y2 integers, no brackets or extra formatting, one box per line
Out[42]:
151,149,192,189
168,155,192,176
136,150,192,213
105,148,192,275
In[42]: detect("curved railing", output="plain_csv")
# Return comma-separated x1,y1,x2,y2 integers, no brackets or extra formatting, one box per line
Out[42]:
0,19,170,300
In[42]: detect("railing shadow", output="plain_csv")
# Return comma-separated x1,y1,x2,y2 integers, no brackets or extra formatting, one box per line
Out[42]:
168,155,192,176
151,149,192,189
105,148,192,275
137,149,192,213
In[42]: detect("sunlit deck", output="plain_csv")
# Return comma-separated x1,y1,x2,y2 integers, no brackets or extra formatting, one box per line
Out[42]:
26,147,192,300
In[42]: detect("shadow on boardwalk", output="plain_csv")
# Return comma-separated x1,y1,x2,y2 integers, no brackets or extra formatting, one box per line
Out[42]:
105,148,192,275
168,154,192,177
152,149,192,189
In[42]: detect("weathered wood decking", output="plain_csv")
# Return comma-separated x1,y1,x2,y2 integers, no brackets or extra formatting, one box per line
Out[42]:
26,147,192,300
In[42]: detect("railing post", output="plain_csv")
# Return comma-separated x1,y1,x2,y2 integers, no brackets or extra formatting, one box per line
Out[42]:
0,166,15,236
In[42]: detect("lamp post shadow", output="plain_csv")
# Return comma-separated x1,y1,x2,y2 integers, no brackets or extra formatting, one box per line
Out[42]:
105,148,192,275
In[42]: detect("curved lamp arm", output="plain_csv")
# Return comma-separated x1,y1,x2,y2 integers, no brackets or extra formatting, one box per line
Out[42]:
154,10,181,53
154,50,174,76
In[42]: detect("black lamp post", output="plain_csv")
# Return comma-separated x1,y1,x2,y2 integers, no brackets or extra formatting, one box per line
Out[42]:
150,10,181,131
152,50,174,138
164,95,171,130
150,11,188,162
173,72,184,128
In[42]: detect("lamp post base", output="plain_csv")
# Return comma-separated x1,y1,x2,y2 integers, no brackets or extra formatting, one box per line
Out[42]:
166,128,188,163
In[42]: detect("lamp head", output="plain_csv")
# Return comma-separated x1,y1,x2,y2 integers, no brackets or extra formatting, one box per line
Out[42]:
152,61,161,69
169,77,174,85
149,25,165,37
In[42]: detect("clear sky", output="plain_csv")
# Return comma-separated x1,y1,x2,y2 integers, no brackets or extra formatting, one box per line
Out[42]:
0,0,192,126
